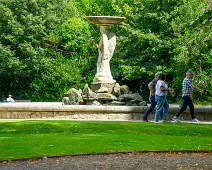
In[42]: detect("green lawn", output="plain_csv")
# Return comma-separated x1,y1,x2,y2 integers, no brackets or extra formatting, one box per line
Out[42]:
0,120,211,161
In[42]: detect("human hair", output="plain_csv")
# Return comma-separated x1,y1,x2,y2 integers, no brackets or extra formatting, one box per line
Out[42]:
158,73,166,81
155,72,162,78
186,71,194,76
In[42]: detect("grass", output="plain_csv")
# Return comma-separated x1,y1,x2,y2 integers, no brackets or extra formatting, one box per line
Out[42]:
0,120,211,161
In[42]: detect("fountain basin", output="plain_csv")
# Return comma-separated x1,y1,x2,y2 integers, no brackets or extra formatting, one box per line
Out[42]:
85,16,126,26
0,103,211,121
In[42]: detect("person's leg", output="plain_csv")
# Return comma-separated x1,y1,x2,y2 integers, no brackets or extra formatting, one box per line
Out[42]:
160,108,163,120
187,97,195,119
155,96,165,122
175,96,189,117
143,96,156,121
162,98,169,120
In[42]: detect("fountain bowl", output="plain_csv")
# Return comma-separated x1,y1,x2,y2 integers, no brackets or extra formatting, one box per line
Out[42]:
85,16,126,26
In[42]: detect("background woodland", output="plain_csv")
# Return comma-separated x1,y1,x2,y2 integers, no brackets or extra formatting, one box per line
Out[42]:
0,0,211,104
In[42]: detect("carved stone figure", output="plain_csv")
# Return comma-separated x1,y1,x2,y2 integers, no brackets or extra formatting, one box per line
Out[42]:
93,26,116,83
85,16,126,91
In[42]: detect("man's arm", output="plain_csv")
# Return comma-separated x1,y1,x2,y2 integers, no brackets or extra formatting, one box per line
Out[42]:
195,86,204,92
148,82,155,96
187,80,196,89
186,79,204,92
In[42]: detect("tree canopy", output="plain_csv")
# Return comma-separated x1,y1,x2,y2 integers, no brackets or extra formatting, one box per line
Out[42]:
0,0,211,104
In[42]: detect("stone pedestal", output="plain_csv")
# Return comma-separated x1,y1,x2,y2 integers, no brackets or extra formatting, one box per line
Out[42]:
91,82,115,93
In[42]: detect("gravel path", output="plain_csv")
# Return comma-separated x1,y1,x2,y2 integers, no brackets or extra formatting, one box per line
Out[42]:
0,152,211,170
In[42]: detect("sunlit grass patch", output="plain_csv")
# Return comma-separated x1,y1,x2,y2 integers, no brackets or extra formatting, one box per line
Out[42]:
0,120,211,161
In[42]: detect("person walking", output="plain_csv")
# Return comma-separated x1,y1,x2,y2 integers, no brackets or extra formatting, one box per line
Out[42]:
154,73,169,123
143,72,163,122
172,71,204,123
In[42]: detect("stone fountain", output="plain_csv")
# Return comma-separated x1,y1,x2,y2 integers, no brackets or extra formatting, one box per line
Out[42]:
85,16,126,92
63,16,147,106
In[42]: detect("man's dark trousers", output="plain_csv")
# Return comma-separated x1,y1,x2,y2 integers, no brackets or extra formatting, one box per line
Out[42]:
176,96,195,119
143,95,162,120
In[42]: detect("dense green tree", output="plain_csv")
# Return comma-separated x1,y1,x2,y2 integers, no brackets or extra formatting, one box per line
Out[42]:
0,0,211,103
0,0,93,101
170,0,211,103
80,0,211,103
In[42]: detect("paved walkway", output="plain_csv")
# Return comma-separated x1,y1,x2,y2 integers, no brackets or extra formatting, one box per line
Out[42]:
0,152,211,170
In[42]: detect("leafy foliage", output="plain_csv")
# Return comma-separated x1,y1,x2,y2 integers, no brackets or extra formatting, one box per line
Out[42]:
0,0,94,101
170,0,212,103
0,0,211,103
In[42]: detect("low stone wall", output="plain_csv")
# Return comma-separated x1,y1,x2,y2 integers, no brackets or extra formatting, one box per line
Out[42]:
0,102,211,121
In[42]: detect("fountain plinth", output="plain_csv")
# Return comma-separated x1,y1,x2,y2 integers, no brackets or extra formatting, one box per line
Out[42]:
85,16,126,92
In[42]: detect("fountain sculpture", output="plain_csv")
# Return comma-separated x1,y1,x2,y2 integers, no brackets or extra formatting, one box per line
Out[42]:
63,16,147,106
85,16,126,91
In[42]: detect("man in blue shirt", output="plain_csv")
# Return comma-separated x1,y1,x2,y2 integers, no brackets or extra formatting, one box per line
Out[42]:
172,71,204,123
143,72,162,122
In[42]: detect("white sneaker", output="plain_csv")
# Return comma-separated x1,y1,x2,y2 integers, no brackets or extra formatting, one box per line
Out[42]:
192,118,200,123
172,116,180,122
154,121,160,124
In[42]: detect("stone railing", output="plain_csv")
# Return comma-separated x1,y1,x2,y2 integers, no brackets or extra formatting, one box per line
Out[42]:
0,103,211,121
